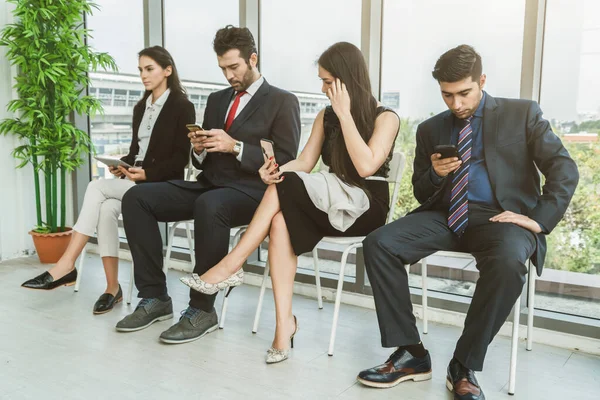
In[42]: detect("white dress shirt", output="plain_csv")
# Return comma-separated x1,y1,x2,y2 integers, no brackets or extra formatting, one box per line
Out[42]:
137,88,171,161
193,76,265,164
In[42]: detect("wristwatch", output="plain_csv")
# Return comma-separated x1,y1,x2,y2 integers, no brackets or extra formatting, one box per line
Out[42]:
233,141,243,156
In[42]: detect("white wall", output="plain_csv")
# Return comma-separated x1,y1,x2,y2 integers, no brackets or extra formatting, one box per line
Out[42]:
0,0,74,261
0,0,35,260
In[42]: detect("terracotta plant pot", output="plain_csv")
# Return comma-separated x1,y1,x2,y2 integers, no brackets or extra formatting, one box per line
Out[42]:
29,228,73,264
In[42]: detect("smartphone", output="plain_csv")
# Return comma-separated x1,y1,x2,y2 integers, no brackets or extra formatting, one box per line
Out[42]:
186,123,203,132
433,144,459,159
260,139,278,171
186,124,208,137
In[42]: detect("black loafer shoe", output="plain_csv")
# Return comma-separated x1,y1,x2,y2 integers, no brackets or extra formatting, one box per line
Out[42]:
446,358,485,400
357,348,432,388
93,285,123,314
21,269,78,290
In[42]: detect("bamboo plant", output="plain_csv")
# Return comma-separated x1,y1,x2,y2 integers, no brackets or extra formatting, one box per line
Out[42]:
0,0,116,233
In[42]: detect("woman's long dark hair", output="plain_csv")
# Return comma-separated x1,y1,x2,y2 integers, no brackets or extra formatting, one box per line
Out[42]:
137,46,186,105
318,42,378,188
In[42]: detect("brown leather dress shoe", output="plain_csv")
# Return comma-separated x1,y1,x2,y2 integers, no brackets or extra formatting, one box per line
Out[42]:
357,348,432,388
446,358,485,400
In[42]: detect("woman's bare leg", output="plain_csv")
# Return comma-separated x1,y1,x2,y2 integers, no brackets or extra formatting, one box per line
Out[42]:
200,184,282,283
102,257,120,296
48,231,89,279
268,211,298,350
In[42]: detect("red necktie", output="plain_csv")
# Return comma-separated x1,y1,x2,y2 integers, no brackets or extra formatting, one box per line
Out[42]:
224,91,247,131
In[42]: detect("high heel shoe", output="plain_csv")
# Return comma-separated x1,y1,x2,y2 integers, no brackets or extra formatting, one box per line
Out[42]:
266,315,298,364
179,268,244,295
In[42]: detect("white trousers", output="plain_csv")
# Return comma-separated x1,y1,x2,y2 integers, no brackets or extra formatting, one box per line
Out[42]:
72,179,135,257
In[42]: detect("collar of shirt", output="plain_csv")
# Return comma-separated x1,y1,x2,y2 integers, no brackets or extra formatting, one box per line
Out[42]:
473,91,486,119
239,75,264,98
145,88,171,109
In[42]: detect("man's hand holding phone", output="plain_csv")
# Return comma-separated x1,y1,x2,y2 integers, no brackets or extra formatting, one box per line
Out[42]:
187,124,209,155
431,154,462,177
201,129,237,154
431,144,461,177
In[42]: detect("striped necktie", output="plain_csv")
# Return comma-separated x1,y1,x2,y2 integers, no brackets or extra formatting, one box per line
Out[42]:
448,116,473,235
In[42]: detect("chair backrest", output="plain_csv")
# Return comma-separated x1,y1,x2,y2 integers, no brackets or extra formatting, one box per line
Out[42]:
386,152,407,224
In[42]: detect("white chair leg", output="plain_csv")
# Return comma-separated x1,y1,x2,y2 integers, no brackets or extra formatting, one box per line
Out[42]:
185,222,195,269
328,245,356,356
127,261,134,305
312,247,323,309
421,258,428,334
526,264,535,351
508,294,521,395
219,287,233,329
252,261,270,333
164,222,179,272
218,228,246,330
74,246,86,292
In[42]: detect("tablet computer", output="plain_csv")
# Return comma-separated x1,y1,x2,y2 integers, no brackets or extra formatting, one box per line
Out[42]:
94,156,132,169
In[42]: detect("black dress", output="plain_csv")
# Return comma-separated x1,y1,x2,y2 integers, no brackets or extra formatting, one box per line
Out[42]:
277,106,398,256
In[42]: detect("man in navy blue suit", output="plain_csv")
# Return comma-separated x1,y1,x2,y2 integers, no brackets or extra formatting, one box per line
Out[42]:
357,45,579,400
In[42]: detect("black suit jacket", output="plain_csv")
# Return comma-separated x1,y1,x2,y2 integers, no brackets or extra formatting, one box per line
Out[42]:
171,79,301,202
121,92,196,182
410,93,579,274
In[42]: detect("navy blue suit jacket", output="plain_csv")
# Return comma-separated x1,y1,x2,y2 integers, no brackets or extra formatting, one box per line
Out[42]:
410,94,579,274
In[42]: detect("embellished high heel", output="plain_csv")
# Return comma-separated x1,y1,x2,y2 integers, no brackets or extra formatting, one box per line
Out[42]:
266,315,298,364
180,268,244,295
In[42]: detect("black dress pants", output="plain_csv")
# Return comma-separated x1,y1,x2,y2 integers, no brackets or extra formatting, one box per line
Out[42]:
363,204,536,371
122,181,258,312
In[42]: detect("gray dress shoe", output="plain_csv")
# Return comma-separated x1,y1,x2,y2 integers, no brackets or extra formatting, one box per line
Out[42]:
115,298,173,332
159,306,218,344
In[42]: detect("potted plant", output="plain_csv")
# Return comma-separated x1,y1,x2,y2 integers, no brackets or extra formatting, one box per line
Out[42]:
0,0,116,263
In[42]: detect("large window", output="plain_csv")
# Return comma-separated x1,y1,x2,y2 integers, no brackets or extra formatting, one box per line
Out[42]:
380,0,527,297
261,0,361,149
77,0,599,329
86,0,144,180
164,0,238,125
538,0,600,319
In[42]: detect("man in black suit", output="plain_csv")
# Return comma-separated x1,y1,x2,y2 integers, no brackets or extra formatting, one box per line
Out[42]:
116,26,301,343
357,45,578,399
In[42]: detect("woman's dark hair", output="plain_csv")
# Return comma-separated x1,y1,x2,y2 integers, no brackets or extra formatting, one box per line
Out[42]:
137,46,186,104
432,44,482,83
213,25,257,64
318,42,378,189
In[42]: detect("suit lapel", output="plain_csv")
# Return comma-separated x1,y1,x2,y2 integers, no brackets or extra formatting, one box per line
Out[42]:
227,80,270,136
439,111,453,145
483,94,499,195
218,88,235,129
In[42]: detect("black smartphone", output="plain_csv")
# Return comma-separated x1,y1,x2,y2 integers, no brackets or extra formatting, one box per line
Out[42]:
260,139,279,172
433,144,459,159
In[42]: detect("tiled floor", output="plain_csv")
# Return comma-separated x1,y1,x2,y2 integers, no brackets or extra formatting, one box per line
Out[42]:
1,254,598,399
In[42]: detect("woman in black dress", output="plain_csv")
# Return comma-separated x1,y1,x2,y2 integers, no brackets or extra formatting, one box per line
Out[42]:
181,42,399,363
